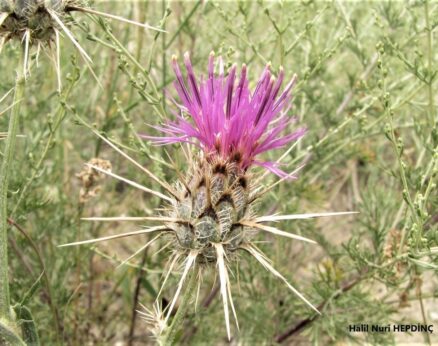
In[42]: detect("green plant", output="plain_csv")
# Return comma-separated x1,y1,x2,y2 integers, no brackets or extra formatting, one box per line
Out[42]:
0,1,436,345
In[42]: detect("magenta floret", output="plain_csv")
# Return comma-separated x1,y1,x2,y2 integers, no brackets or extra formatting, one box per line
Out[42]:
144,53,306,177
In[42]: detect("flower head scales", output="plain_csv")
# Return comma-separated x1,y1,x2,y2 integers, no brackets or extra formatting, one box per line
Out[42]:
147,52,306,177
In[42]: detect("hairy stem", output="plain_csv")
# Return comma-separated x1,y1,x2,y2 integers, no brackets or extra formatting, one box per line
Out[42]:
0,49,25,321
0,319,26,346
161,265,198,345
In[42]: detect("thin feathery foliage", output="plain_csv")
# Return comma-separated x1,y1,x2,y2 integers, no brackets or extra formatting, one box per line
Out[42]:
0,1,437,345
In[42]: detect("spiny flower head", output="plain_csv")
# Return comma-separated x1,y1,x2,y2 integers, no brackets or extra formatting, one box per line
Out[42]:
0,0,86,46
63,57,356,341
147,52,306,177
0,0,163,86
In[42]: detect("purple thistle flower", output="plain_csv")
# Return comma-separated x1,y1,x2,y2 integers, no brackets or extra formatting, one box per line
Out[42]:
145,52,306,177
62,52,358,342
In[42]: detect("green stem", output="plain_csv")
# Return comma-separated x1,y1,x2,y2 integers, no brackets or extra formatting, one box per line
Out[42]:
98,20,167,119
164,0,201,50
415,269,431,346
11,73,77,217
0,50,25,321
161,265,198,345
424,0,435,128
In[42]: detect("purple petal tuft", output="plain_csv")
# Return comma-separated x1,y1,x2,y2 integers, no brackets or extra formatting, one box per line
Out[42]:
147,53,306,177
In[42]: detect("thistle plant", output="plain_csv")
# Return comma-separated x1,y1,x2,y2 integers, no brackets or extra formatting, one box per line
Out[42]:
63,53,355,343
0,1,162,343
3,1,437,344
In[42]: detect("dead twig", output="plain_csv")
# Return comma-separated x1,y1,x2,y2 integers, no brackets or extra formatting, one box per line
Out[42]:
275,271,366,343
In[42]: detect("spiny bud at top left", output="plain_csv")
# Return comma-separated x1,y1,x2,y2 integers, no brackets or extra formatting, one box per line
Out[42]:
1,0,163,88
0,0,87,43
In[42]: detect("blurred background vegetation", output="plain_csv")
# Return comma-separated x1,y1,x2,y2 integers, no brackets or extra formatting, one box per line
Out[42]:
0,0,437,344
